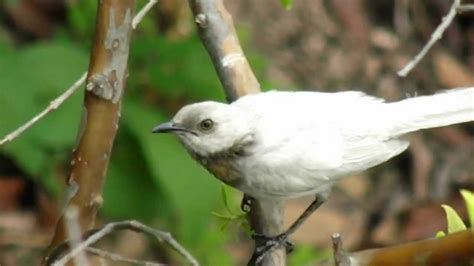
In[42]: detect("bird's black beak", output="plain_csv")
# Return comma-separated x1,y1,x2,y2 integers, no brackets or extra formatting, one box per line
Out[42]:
152,122,196,135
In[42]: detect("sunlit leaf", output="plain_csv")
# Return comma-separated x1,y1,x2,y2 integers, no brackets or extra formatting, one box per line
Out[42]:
441,205,467,234
460,189,474,228
122,98,220,246
281,0,293,10
435,231,446,238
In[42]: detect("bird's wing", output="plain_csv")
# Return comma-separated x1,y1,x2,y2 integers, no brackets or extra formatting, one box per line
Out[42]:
235,91,348,172
235,90,409,175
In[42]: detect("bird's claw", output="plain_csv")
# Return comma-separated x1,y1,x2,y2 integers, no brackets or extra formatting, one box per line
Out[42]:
249,233,294,265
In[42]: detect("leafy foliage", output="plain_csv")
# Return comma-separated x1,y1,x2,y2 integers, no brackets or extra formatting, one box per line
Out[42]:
280,0,294,10
436,190,473,237
460,189,474,227
212,185,250,234
0,42,87,195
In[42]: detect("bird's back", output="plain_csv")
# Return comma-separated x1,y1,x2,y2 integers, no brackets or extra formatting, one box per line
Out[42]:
231,91,409,198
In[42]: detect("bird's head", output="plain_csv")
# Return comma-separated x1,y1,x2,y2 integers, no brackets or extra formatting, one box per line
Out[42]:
152,101,255,157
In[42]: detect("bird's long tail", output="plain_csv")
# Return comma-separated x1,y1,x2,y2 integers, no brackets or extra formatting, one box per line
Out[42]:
387,86,474,136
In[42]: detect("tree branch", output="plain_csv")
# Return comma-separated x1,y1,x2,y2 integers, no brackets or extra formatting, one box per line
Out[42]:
85,247,164,266
188,0,260,102
398,0,462,77
64,206,90,266
187,1,286,265
349,230,474,265
0,72,87,146
42,0,137,263
132,0,158,29
46,220,198,266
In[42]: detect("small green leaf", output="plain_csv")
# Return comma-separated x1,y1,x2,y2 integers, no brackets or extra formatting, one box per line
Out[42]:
219,220,230,231
220,185,232,214
460,189,474,228
435,231,446,238
211,212,235,220
281,0,293,10
441,205,467,233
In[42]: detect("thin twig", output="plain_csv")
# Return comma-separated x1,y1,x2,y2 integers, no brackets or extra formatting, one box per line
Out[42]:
132,0,158,29
50,220,199,266
0,72,87,146
86,247,165,266
397,0,460,77
0,0,159,146
64,206,90,266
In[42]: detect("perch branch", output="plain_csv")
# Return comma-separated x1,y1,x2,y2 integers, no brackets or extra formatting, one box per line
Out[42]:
48,220,198,266
398,0,462,77
0,0,157,146
188,1,285,265
349,230,474,265
188,0,260,101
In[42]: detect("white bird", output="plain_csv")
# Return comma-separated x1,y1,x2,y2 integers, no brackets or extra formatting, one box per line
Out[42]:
152,87,474,260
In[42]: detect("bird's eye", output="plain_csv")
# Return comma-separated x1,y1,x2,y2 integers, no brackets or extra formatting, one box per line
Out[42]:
199,119,214,131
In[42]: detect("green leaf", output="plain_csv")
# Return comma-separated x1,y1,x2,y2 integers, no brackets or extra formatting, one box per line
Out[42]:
221,184,234,214
0,41,87,194
460,189,474,228
435,231,446,238
129,35,225,101
289,246,331,266
66,0,97,38
441,205,467,234
122,98,220,246
102,129,167,222
211,212,235,220
281,0,293,10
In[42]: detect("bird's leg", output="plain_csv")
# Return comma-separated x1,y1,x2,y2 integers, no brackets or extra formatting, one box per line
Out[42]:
249,195,326,264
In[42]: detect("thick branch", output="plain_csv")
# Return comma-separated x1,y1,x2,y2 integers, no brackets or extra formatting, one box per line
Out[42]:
188,1,285,265
43,0,136,262
188,0,260,102
349,230,474,265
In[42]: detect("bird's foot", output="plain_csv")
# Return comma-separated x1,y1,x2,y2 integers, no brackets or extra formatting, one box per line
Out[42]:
249,233,294,265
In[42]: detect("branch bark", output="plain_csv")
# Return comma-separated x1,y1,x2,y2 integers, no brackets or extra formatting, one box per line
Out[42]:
187,1,285,265
42,0,136,263
188,0,260,101
348,230,474,265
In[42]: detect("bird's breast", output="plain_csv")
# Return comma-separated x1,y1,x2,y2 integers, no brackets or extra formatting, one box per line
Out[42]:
193,153,244,189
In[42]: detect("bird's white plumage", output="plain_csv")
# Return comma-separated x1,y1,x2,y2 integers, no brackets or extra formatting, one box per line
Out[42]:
231,91,408,197
163,87,474,199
